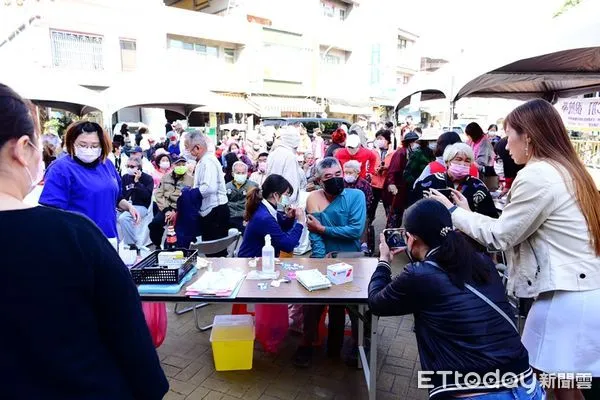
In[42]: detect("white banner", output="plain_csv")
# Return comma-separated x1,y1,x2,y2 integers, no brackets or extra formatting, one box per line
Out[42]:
556,98,600,131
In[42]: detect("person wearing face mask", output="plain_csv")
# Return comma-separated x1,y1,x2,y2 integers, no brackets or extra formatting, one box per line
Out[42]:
466,122,497,190
40,121,140,248
430,100,600,400
334,133,376,180
370,129,395,220
266,125,306,204
296,157,366,367
303,152,316,181
0,84,168,400
487,123,500,146
185,130,230,256
226,161,258,234
249,152,268,187
403,131,435,191
296,123,312,155
369,199,543,400
118,157,154,249
223,142,254,174
343,160,374,219
385,131,419,228
128,146,154,175
150,151,171,189
238,174,305,257
414,143,498,219
149,157,194,248
167,131,180,156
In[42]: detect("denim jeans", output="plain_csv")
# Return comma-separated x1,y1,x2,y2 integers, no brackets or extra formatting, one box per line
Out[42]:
462,376,545,400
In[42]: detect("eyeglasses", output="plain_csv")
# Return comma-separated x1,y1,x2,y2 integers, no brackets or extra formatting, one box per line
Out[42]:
126,165,138,169
74,143,101,149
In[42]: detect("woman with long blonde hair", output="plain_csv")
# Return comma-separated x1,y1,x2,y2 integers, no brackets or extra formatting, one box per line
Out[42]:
430,99,600,400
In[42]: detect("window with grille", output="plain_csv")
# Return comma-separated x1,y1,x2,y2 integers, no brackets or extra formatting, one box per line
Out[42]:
51,30,103,70
403,75,410,84
120,39,136,72
398,38,407,50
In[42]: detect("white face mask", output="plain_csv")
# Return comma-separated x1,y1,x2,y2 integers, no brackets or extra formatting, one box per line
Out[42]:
25,142,45,193
159,161,170,170
75,147,101,163
376,139,387,149
344,174,357,184
127,167,137,176
233,173,247,185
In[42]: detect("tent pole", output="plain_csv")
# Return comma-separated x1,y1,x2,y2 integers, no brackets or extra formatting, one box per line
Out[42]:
449,101,455,127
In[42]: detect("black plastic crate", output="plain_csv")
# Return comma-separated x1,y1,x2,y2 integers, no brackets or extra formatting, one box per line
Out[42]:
131,248,197,284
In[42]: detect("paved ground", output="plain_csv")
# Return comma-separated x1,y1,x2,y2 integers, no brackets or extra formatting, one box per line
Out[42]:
156,205,430,400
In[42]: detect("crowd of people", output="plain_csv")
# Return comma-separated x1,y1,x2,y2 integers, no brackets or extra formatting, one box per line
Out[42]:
2,80,600,400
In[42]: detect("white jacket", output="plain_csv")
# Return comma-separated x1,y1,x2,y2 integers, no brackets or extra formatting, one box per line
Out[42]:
452,159,600,298
266,144,306,204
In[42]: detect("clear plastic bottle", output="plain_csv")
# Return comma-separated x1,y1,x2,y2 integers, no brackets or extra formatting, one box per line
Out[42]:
261,234,275,273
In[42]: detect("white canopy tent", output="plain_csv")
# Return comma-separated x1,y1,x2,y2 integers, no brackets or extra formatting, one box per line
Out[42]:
0,68,104,115
395,0,600,113
102,73,214,117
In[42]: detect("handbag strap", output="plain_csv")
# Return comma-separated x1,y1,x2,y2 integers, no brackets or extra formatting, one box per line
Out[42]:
425,261,518,333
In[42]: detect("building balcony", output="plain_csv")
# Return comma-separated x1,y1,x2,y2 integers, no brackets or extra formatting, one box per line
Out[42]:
165,48,250,92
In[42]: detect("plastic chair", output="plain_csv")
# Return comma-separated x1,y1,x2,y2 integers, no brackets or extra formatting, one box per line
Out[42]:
177,229,242,332
190,229,241,257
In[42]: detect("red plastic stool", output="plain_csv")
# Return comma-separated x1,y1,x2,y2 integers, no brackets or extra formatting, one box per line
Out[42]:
231,304,255,316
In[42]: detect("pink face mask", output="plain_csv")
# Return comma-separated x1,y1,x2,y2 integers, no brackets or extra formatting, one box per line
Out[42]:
448,163,470,180
258,161,267,172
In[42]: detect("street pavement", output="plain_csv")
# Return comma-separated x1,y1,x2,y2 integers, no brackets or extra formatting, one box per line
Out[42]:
156,204,429,400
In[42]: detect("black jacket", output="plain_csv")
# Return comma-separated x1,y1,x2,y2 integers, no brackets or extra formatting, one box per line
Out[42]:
368,257,530,399
121,172,154,208
414,173,499,219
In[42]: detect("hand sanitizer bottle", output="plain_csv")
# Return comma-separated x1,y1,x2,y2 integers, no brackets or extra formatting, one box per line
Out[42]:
262,234,275,273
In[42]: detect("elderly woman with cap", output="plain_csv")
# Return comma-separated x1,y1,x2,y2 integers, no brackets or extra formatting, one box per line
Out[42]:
326,127,346,158
414,143,498,219
266,125,306,204
369,199,543,400
40,121,141,249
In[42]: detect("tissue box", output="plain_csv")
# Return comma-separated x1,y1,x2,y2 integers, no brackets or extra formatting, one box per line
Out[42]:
327,263,353,285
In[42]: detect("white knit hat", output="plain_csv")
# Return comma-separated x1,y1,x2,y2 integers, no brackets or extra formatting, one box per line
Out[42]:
281,126,301,149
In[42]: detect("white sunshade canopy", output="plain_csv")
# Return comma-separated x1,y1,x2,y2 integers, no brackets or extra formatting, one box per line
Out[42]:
0,68,104,115
395,0,600,111
102,72,213,117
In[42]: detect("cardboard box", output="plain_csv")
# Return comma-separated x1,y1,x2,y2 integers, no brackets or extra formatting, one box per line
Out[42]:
327,263,353,285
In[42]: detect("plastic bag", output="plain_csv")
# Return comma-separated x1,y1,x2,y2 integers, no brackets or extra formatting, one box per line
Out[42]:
142,302,167,348
254,304,289,353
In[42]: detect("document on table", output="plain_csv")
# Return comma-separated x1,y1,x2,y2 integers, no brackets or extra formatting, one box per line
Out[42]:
185,268,245,297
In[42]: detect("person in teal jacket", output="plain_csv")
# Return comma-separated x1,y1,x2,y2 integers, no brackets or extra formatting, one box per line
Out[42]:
294,157,366,367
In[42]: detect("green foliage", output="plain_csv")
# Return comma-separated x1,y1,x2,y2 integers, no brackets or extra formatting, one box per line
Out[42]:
43,114,79,138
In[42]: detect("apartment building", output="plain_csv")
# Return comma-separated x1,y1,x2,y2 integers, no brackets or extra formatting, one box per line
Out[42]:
0,0,420,131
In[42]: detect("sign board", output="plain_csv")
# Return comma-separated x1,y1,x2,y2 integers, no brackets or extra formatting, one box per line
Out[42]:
556,98,600,131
